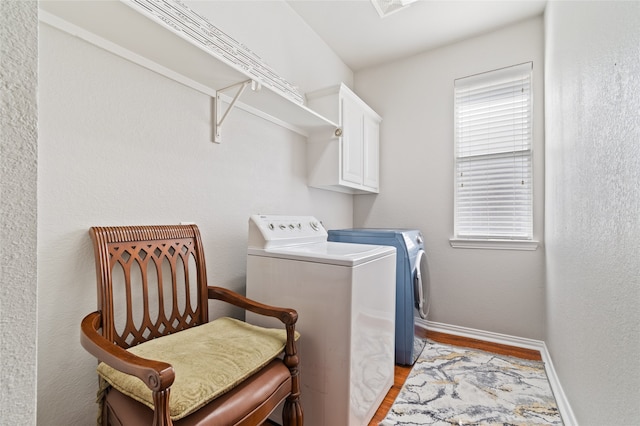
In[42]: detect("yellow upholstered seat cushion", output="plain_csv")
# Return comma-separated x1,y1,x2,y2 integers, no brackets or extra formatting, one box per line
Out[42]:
97,317,298,421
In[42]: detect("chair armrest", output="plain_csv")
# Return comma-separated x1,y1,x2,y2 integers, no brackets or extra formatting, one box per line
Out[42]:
207,286,298,326
80,311,175,392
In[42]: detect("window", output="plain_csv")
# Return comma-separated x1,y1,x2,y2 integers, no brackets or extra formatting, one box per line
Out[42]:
453,62,534,246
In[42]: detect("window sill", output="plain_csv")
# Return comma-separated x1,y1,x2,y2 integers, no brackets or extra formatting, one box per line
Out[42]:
449,238,540,251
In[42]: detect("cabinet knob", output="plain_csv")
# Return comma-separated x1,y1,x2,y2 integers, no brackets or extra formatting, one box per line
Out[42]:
334,128,343,137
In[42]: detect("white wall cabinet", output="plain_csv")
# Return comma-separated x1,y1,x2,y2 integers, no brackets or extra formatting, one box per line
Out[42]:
306,84,382,194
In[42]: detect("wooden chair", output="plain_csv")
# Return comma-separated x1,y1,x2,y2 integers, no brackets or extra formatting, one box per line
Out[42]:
80,225,302,426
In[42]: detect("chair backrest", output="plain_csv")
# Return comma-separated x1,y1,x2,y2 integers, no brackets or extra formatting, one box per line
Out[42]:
90,225,209,349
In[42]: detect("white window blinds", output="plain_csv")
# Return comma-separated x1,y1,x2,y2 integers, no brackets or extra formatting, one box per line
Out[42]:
454,62,533,240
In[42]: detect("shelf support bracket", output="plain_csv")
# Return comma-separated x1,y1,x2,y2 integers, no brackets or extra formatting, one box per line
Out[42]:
213,79,261,143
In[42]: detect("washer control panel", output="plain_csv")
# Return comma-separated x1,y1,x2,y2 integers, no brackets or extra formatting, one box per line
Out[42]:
248,214,327,249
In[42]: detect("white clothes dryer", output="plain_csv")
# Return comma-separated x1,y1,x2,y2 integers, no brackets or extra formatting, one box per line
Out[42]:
245,215,396,426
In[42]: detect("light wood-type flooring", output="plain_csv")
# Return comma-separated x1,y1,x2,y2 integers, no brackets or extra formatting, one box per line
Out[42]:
264,327,542,426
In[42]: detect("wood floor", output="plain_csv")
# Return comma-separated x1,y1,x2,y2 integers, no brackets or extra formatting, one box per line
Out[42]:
264,328,542,426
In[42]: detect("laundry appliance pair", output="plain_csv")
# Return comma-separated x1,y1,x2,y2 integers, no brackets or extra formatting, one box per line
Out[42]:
328,228,429,366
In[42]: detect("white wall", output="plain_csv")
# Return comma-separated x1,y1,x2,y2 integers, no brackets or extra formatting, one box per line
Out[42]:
0,1,38,424
36,6,353,423
544,2,640,424
354,17,546,340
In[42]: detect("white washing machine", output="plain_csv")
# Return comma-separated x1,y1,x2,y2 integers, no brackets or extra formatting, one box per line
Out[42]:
245,214,396,426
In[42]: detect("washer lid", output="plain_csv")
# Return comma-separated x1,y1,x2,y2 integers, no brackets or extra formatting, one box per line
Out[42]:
247,241,396,266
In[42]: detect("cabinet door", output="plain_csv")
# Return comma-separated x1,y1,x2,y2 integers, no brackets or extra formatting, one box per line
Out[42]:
340,93,364,186
362,113,379,190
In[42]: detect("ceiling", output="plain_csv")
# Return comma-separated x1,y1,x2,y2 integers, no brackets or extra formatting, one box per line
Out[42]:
286,0,547,71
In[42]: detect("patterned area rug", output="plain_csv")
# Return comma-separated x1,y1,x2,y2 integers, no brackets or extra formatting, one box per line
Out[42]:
381,340,562,425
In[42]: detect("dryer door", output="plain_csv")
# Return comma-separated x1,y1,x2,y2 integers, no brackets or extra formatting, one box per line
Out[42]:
413,249,429,319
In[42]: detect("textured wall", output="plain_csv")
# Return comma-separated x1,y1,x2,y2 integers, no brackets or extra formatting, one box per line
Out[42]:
0,1,38,424
545,2,640,423
354,17,546,340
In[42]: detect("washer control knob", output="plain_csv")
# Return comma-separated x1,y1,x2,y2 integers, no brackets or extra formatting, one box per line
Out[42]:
268,223,274,230
279,224,287,230
289,224,295,230
310,221,319,231
416,234,423,244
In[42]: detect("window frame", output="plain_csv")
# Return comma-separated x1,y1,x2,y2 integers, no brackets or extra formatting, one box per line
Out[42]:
450,62,539,251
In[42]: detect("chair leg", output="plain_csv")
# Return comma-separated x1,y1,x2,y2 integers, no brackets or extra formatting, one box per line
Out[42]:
282,393,303,426
283,323,303,426
282,356,303,425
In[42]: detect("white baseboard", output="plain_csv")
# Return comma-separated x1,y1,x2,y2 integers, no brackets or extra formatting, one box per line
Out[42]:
417,319,578,426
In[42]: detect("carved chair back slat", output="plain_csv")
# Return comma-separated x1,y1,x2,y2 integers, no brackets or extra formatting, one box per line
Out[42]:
90,225,209,348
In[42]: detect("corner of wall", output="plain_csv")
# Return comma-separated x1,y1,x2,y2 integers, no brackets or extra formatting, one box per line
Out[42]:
0,1,39,424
